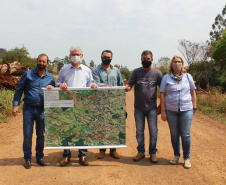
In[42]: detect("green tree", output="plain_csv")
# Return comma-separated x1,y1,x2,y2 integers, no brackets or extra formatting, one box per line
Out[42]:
57,62,64,72
158,57,170,75
89,60,95,69
81,59,88,67
3,46,36,69
120,67,132,80
209,5,226,42
211,29,226,91
47,65,54,74
52,57,61,66
114,64,120,69
3,46,29,62
62,56,71,64
187,61,216,90
211,29,226,70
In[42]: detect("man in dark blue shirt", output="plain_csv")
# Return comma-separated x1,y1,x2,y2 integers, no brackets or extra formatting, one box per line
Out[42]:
12,54,55,169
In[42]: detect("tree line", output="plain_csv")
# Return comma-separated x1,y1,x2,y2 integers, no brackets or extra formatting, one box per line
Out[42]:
0,47,132,80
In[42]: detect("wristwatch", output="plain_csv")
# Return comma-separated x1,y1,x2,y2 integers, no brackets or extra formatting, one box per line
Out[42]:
193,108,197,110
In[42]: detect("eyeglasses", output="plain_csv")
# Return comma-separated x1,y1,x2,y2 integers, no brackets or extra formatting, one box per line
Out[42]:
71,54,81,56
173,61,182,64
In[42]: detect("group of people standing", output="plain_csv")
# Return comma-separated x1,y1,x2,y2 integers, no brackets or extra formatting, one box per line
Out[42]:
12,45,196,170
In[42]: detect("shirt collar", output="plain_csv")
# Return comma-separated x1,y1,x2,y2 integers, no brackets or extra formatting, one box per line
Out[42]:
34,68,39,74
70,63,82,69
170,72,183,77
100,64,113,70
34,68,47,76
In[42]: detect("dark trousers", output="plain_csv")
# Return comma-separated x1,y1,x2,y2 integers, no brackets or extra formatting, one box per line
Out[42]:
23,104,45,160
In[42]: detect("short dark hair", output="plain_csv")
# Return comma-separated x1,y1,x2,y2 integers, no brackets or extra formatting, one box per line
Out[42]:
101,50,113,57
37,53,50,63
141,50,153,59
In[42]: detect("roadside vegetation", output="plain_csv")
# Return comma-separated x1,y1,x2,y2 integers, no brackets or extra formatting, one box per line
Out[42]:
0,88,23,123
197,88,226,124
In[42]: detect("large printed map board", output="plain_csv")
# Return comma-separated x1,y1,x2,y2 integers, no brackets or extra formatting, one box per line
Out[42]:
43,87,126,149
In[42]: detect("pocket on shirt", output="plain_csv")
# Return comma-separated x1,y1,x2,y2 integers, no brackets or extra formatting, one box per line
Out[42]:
110,76,117,86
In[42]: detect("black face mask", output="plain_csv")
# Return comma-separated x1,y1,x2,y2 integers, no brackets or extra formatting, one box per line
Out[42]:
142,60,152,68
102,57,111,65
37,64,46,71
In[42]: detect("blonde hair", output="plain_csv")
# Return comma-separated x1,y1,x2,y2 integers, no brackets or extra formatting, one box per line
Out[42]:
168,56,187,74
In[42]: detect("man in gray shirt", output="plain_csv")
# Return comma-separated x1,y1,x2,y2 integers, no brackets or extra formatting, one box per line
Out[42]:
57,45,98,166
125,50,162,163
92,50,124,159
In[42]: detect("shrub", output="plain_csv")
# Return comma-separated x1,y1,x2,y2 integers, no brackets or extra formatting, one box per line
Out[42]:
0,89,23,123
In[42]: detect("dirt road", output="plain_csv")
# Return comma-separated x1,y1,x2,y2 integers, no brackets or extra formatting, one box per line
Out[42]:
0,91,225,184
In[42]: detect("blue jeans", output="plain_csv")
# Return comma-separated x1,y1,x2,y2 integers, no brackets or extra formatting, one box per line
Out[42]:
134,109,158,155
23,104,45,160
166,109,193,159
63,149,87,158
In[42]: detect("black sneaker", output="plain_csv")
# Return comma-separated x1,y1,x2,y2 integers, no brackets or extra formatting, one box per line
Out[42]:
24,160,31,169
36,158,46,166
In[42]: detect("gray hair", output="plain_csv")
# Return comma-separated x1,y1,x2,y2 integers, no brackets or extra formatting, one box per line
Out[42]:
141,50,153,59
70,45,83,54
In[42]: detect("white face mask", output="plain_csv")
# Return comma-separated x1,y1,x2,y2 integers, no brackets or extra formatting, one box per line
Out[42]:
71,56,81,64
172,63,182,71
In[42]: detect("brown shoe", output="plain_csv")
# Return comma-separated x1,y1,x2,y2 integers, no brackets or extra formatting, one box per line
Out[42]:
110,151,120,159
133,154,145,161
97,151,105,159
79,157,88,166
24,160,31,169
150,154,158,163
60,157,70,166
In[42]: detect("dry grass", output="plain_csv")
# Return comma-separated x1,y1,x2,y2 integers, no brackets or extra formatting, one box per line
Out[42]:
197,90,226,124
0,89,23,123
53,74,58,84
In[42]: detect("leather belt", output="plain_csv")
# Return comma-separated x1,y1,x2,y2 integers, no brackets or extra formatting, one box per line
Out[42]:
27,104,44,108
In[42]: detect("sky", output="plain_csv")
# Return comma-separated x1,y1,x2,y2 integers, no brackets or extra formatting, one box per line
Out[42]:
0,0,225,70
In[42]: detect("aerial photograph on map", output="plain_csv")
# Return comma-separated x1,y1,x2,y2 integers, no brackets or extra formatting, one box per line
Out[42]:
44,88,126,148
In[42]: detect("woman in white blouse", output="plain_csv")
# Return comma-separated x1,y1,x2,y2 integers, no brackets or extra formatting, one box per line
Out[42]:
160,56,197,169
